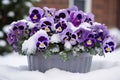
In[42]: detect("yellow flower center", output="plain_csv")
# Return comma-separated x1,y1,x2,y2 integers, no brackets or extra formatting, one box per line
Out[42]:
97,37,102,41
64,37,68,42
87,40,92,45
106,47,111,52
45,27,50,32
48,13,51,17
39,43,45,48
33,15,37,19
17,31,20,34
57,27,62,32
71,38,75,42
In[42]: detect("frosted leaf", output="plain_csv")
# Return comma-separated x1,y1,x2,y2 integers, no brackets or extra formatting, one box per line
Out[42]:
50,45,60,53
50,34,61,43
64,41,72,50
78,45,85,51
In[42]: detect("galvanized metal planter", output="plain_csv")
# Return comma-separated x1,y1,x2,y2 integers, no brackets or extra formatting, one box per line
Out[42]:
27,53,92,73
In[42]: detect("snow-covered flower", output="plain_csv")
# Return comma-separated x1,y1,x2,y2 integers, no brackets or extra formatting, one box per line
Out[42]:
6,6,116,58
36,30,49,50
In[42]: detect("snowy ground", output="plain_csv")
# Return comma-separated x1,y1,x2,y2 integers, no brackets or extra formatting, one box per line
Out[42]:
0,48,120,80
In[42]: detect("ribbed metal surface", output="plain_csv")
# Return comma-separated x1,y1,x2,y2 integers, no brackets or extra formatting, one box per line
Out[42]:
27,53,92,73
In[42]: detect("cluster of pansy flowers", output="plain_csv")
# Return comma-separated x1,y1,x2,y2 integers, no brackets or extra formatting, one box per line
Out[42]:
7,6,116,56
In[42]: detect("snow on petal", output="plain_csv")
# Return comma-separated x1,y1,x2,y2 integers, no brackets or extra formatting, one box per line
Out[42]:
50,34,61,43
64,41,72,50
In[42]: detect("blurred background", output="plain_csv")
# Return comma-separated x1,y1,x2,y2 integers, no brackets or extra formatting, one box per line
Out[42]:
0,0,120,55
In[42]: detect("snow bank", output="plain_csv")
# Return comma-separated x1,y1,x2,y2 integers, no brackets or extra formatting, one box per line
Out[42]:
0,48,120,80
109,28,120,47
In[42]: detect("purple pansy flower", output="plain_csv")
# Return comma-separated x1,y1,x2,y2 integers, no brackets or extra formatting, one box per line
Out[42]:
84,13,94,25
93,24,109,42
11,21,28,36
29,7,44,23
39,17,54,33
75,27,88,43
7,31,18,45
55,19,68,33
70,10,84,27
67,5,78,14
61,28,77,45
43,7,56,17
84,31,96,47
103,37,116,53
54,9,69,23
36,30,49,50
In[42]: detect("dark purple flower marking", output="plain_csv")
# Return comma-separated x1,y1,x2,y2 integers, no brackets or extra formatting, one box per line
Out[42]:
70,11,84,27
29,7,44,23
